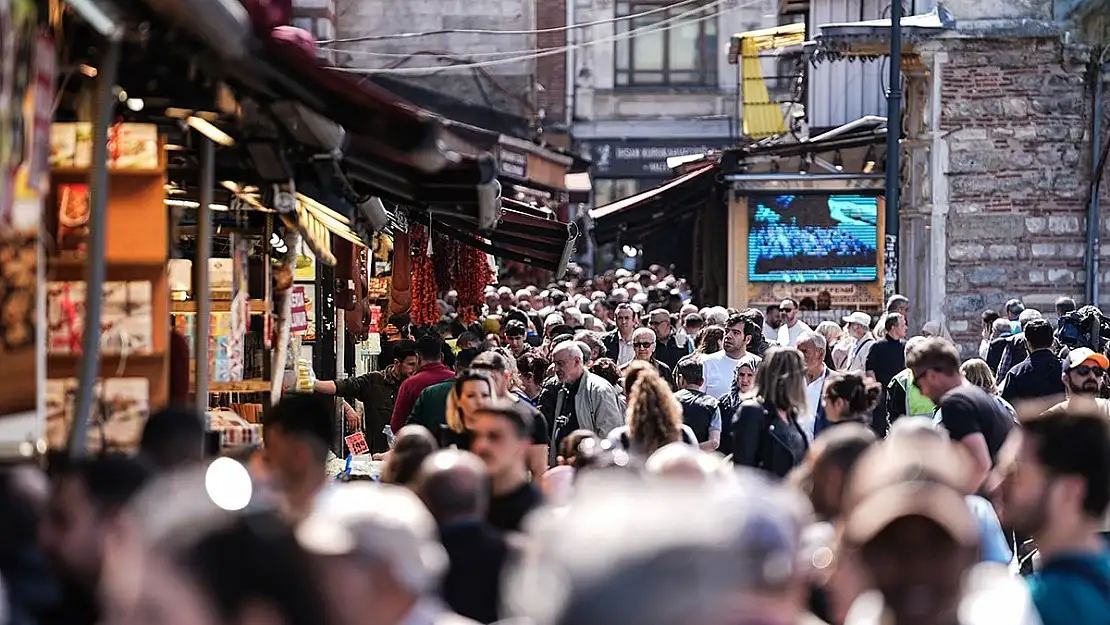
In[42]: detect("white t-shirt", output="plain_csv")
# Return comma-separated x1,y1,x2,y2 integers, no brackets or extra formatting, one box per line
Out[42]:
702,350,761,399
778,321,812,347
802,366,829,441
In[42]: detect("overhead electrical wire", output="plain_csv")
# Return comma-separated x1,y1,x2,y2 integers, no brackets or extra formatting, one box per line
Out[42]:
333,0,756,76
318,0,711,44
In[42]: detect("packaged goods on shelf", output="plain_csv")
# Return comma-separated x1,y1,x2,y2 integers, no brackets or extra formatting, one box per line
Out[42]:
46,281,152,354
45,377,150,452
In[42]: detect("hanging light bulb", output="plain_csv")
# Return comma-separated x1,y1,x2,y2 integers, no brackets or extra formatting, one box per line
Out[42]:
833,151,844,171
799,156,810,175
863,146,877,174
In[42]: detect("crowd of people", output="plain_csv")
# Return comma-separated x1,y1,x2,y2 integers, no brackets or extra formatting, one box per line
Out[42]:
3,267,1110,625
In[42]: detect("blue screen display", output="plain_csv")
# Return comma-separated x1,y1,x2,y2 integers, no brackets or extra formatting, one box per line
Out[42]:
747,194,879,283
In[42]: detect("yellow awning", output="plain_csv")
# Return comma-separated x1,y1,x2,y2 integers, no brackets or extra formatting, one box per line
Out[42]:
733,23,806,140
280,195,366,267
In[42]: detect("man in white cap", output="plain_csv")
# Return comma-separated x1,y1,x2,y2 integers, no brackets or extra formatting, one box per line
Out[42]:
296,482,479,625
1041,347,1110,420
842,311,874,373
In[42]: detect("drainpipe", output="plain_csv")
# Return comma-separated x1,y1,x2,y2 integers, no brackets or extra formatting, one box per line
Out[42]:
564,0,575,129
884,0,903,294
1086,48,1108,306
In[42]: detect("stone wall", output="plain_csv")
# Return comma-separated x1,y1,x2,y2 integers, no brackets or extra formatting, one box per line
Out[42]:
939,37,1110,354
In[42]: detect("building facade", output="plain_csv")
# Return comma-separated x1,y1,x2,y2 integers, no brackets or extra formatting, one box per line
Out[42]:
569,0,773,205
330,0,546,121
811,0,1110,354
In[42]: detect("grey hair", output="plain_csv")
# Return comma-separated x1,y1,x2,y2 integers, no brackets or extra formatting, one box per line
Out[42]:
904,335,928,359
887,416,951,442
796,330,826,352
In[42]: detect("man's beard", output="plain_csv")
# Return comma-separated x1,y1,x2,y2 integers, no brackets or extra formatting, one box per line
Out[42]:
1067,378,1100,395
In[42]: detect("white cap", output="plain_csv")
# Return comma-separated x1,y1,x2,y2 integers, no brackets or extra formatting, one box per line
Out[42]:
295,483,447,594
842,311,872,328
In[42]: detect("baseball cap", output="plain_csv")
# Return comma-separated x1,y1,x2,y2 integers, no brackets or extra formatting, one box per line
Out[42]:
841,437,978,549
1064,347,1110,371
842,311,872,328
295,483,447,591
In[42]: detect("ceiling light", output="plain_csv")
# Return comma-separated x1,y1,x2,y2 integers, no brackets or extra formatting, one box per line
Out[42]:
833,151,843,171
799,157,810,175
125,98,144,112
78,64,98,78
187,116,235,147
863,146,877,174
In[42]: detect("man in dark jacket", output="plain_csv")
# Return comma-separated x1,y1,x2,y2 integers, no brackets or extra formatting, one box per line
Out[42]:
996,309,1043,380
313,340,418,453
999,318,1066,404
414,450,513,624
647,308,691,370
673,356,722,451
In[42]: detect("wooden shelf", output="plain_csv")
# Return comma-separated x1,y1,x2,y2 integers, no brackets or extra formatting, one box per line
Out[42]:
47,254,164,282
208,380,272,393
171,300,268,314
51,167,164,182
47,352,166,378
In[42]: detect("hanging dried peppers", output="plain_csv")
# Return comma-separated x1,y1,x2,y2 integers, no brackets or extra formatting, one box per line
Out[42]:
407,224,493,326
454,236,491,324
409,224,440,326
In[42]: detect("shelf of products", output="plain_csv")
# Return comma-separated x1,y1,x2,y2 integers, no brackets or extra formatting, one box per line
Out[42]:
171,299,268,314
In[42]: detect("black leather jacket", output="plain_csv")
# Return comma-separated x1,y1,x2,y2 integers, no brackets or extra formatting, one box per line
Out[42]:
731,399,809,478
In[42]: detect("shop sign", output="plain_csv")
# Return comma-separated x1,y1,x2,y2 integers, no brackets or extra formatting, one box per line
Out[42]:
290,286,309,333
498,147,528,179
582,138,733,178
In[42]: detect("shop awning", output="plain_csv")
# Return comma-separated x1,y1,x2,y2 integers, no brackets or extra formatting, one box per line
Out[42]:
409,201,576,276
812,8,954,62
589,165,716,244
280,194,367,266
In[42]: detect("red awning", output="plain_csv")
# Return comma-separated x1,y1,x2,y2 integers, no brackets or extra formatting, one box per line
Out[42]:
588,165,715,220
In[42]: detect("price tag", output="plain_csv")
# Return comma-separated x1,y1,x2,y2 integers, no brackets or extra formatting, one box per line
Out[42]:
344,431,369,456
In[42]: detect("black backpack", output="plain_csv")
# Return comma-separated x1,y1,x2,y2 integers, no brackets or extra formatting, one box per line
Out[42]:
1056,305,1110,352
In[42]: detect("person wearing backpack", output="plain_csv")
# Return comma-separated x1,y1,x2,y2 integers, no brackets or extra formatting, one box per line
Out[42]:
998,408,1110,625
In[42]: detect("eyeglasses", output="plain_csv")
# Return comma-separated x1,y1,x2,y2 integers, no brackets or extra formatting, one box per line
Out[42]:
781,307,795,313
633,342,655,349
648,319,667,327
1074,365,1106,377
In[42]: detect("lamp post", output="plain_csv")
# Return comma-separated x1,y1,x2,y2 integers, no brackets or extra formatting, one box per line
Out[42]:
884,0,903,293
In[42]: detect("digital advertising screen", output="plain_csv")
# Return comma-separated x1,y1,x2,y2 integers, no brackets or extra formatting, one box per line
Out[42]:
747,193,880,283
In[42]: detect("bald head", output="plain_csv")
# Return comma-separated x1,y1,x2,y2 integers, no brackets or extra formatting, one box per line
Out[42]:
414,450,489,525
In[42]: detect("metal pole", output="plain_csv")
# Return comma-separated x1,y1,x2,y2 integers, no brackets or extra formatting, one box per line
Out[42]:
193,137,215,415
884,0,903,291
70,37,121,459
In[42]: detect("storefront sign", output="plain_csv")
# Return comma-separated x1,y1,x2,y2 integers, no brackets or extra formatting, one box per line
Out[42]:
290,286,309,333
583,138,733,178
498,147,528,179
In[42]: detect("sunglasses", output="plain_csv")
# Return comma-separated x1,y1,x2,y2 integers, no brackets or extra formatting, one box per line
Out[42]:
781,307,795,313
633,342,655,349
1074,365,1105,377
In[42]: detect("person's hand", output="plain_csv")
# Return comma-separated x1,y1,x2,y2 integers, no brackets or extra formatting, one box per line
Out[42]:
343,405,361,432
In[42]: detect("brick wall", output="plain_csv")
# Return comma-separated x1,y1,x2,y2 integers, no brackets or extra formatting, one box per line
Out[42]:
939,37,1110,355
535,0,566,124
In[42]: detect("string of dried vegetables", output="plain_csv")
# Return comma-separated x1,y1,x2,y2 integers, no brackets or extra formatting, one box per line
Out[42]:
409,224,440,326
454,236,491,324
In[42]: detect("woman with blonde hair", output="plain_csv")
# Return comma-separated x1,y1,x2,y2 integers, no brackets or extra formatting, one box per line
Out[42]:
960,357,1017,420
440,369,496,449
730,347,809,478
608,365,698,457
815,321,844,370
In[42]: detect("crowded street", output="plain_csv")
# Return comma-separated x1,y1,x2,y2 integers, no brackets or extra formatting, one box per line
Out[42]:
1,0,1110,625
